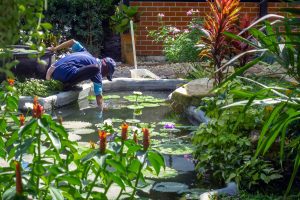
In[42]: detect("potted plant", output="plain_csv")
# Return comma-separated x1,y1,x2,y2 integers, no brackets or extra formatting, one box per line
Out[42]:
110,3,140,65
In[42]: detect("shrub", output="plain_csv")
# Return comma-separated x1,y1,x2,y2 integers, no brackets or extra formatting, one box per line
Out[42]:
44,0,116,56
148,10,203,63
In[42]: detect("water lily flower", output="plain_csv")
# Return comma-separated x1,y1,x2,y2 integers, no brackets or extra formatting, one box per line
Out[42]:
32,104,44,118
133,130,138,144
164,123,175,129
98,130,107,154
142,128,150,151
14,161,23,196
19,114,25,126
121,123,129,141
133,91,142,96
103,119,113,126
7,78,15,86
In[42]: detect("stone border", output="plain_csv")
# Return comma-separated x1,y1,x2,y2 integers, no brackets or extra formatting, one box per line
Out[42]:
18,78,187,111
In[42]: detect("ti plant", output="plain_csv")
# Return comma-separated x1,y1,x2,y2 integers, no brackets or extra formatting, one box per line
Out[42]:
219,5,300,196
199,0,240,84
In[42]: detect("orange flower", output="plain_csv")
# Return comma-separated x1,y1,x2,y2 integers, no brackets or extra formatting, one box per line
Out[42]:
33,96,38,106
142,128,150,151
14,161,23,195
98,130,107,154
133,130,138,144
89,141,96,149
19,114,25,126
32,104,44,118
7,78,14,86
121,123,129,141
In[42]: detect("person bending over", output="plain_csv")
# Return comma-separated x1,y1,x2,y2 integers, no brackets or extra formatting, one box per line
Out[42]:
46,39,116,108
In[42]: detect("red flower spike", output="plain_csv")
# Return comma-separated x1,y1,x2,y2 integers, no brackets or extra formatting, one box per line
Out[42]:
7,78,15,86
33,104,44,118
14,161,23,195
121,123,129,141
33,96,38,106
98,130,107,154
19,114,25,126
142,128,150,151
133,130,138,144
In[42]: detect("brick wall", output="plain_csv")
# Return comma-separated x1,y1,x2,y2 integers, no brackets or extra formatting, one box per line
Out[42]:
129,1,298,56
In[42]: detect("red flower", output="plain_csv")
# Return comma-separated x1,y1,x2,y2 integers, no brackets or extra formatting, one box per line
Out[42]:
133,130,138,144
99,130,107,154
121,123,129,141
33,96,38,106
7,78,15,86
32,104,44,118
14,161,23,195
19,114,25,126
142,128,150,151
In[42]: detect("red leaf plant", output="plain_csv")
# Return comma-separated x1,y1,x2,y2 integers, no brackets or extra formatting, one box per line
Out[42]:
99,130,107,154
230,14,253,67
200,0,240,84
142,128,150,151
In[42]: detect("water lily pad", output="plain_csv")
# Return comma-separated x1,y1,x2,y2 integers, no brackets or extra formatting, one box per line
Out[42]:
153,142,194,155
69,128,95,135
62,121,92,129
68,133,82,142
160,128,181,133
125,119,141,124
140,103,160,108
144,166,178,179
104,95,120,100
145,98,166,103
127,105,144,110
152,182,188,193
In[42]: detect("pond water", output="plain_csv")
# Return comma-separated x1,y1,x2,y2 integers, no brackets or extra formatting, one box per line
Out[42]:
53,91,218,199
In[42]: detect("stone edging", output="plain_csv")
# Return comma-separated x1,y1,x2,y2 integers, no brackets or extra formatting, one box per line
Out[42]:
18,78,187,110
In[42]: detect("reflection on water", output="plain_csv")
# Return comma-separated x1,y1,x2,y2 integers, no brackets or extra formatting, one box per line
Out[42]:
52,91,218,199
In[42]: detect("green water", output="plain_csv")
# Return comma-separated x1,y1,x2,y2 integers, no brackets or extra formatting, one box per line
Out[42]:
53,91,217,199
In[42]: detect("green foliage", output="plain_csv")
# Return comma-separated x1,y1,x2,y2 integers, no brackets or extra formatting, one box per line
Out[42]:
193,80,283,190
44,0,115,55
15,79,63,97
148,12,203,63
110,3,140,34
0,81,166,199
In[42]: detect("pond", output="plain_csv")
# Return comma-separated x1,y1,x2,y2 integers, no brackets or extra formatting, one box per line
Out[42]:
52,91,219,199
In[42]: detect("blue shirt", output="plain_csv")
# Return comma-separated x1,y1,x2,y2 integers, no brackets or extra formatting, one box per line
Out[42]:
52,42,102,86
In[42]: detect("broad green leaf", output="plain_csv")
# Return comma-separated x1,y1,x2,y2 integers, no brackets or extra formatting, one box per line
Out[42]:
106,159,126,174
49,186,64,200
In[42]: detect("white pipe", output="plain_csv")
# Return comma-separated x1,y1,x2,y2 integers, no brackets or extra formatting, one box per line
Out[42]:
130,20,137,69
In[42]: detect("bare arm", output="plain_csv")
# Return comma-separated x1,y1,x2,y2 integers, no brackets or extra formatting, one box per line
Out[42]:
48,39,76,52
96,95,103,108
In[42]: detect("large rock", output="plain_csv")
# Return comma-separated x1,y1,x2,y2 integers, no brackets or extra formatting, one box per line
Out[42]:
169,78,214,113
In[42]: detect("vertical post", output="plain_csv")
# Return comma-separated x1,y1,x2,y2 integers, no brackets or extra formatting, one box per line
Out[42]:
130,20,137,69
259,0,268,17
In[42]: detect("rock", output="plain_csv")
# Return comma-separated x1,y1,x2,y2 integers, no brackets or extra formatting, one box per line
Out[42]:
152,182,188,194
169,78,214,113
199,182,238,200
